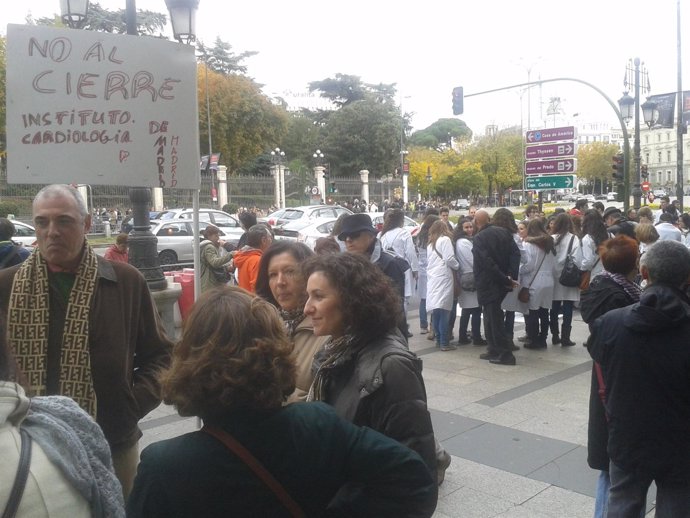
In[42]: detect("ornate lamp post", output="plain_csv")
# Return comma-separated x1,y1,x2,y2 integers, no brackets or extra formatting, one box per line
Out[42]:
271,148,286,209
426,166,433,200
60,0,199,291
618,58,655,210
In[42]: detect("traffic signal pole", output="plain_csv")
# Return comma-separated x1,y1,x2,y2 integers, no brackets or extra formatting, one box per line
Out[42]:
459,77,632,212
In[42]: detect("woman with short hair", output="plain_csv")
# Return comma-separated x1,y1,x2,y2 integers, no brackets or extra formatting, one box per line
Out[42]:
580,235,641,518
128,287,437,518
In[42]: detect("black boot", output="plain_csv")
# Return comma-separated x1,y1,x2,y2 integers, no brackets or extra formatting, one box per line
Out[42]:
524,312,545,349
561,325,575,346
550,318,561,345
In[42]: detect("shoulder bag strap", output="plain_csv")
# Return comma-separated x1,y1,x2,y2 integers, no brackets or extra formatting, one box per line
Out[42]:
202,426,305,518
566,234,575,256
2,428,33,518
527,250,547,289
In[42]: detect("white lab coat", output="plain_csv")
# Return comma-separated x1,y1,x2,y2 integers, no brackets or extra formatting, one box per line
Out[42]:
576,234,609,280
519,240,555,311
426,236,459,312
455,237,478,309
379,227,419,297
551,232,581,302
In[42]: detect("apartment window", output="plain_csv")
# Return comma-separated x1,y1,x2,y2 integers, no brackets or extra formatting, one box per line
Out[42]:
667,150,672,162
645,135,649,144
667,133,671,141
658,151,662,163
657,134,661,142
604,135,610,143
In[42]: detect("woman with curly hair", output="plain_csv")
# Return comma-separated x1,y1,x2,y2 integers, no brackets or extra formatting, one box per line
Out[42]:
304,252,446,485
128,287,437,518
255,241,328,402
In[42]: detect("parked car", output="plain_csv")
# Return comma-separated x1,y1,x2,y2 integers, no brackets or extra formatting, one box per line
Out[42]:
369,212,421,239
259,208,289,227
9,220,37,247
595,193,608,200
272,205,352,239
606,192,618,201
296,217,338,250
153,220,239,269
450,199,470,210
156,208,244,241
653,189,667,198
563,192,579,202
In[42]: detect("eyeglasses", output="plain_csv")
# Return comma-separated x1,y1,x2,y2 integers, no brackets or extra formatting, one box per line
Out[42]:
344,231,364,241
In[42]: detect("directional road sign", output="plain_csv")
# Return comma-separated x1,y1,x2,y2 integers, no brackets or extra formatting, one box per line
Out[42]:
525,175,576,190
525,158,576,175
525,142,576,160
525,126,576,144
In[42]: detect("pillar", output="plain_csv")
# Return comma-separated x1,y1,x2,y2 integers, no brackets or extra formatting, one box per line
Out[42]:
314,166,326,202
279,164,286,209
217,165,228,208
152,187,164,211
272,165,280,208
402,173,409,204
359,169,370,206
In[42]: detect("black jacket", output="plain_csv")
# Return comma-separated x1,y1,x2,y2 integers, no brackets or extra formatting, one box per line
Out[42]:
588,284,690,482
472,224,520,305
580,275,638,471
313,329,437,483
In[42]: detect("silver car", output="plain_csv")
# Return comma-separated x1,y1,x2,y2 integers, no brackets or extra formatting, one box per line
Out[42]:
272,205,352,240
157,208,244,241
10,220,37,247
153,220,238,268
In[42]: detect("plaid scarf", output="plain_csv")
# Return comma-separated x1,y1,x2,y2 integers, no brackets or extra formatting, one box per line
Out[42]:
8,245,99,417
279,308,307,338
306,334,357,402
600,270,642,302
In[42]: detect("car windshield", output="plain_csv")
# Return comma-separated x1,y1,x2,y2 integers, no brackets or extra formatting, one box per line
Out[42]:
282,210,305,220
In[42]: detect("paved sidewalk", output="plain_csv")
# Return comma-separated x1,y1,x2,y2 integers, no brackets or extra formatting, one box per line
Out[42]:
139,307,655,517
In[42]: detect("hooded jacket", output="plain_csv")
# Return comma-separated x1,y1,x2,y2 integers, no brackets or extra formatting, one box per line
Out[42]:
233,246,263,293
588,283,690,481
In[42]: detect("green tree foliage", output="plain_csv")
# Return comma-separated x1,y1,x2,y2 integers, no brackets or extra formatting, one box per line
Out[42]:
465,127,523,200
409,118,473,149
34,2,167,36
197,37,257,76
309,74,397,108
577,141,620,190
197,66,287,175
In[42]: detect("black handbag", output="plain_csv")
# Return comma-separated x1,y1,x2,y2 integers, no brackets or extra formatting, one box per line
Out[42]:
559,235,585,287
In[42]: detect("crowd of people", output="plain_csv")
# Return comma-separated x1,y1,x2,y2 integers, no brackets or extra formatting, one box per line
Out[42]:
1,185,690,517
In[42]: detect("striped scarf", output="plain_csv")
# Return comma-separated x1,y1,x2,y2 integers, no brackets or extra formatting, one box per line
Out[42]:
7,245,99,417
306,334,357,403
600,270,642,302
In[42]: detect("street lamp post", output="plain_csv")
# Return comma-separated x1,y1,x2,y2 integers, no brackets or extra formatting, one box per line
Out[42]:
426,166,433,199
618,58,654,210
60,0,199,292
271,148,286,209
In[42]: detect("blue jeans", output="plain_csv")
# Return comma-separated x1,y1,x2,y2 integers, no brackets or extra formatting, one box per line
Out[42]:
594,470,610,518
608,462,690,518
419,298,428,329
432,308,450,347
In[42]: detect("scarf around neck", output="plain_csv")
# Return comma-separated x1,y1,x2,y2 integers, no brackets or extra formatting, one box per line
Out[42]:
8,245,99,417
600,270,642,302
306,333,357,402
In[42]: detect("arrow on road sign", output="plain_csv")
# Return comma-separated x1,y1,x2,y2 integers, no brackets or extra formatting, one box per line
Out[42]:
524,158,577,175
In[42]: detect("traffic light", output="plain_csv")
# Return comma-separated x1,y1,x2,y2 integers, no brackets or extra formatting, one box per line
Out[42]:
641,164,649,180
612,153,624,181
452,86,464,115
329,182,337,194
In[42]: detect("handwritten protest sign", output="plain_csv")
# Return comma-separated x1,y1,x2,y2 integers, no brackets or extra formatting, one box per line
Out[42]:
6,24,200,189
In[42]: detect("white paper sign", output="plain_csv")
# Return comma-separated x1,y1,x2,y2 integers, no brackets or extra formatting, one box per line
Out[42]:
6,24,200,189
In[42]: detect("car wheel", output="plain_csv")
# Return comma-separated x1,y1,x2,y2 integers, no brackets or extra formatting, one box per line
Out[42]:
158,250,178,271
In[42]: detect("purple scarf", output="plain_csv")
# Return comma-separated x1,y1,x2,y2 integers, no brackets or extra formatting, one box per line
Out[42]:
600,270,642,302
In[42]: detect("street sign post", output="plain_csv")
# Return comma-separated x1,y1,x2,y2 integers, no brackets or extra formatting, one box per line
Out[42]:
524,159,576,175
525,175,576,190
525,126,576,144
525,142,576,160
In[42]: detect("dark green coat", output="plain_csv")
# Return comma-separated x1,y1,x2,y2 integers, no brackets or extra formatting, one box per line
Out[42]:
127,402,436,517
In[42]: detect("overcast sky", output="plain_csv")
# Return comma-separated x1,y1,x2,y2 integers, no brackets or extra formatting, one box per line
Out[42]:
2,0,686,135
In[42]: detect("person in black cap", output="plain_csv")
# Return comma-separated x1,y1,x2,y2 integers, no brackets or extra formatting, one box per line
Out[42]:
337,213,409,336
603,207,636,239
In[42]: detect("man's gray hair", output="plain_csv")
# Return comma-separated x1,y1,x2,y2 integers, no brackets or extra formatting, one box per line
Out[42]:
641,240,690,287
34,184,88,218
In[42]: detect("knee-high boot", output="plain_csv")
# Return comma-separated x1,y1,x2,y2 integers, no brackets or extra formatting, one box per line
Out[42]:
539,313,550,348
561,324,575,346
550,315,561,345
